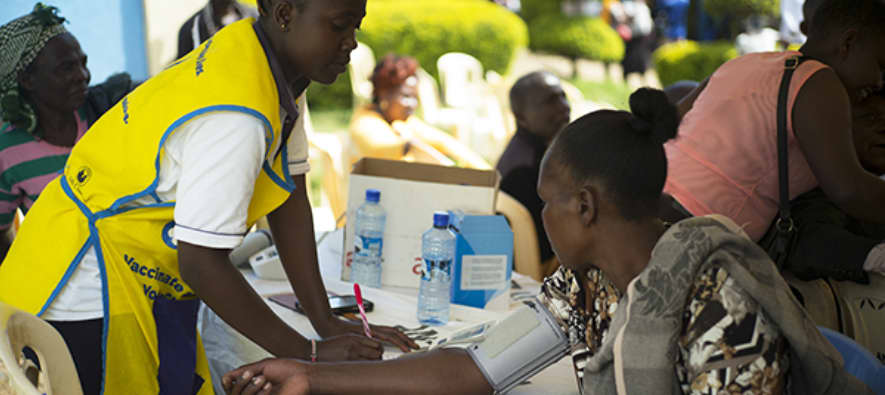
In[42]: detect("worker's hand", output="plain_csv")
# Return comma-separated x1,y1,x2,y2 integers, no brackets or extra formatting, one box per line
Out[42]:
223,358,308,395
325,317,419,353
317,333,384,361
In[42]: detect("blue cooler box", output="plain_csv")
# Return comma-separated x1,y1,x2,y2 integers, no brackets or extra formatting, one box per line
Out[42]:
450,215,514,309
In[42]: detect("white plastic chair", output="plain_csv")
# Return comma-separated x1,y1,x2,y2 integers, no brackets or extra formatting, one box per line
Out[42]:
415,68,472,135
437,52,485,110
829,273,885,364
348,42,376,108
0,302,83,395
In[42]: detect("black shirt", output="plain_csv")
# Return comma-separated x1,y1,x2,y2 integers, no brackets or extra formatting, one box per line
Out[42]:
775,188,885,283
496,128,553,261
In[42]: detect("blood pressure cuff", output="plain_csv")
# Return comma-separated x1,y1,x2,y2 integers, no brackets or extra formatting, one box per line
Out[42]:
465,299,570,394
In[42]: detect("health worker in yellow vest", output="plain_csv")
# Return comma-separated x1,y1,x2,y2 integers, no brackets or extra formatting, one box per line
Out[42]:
0,1,417,394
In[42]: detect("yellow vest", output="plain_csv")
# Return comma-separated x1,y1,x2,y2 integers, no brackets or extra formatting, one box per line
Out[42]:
0,19,295,394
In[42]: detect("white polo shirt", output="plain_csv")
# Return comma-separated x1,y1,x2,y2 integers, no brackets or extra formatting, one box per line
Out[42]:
42,96,310,321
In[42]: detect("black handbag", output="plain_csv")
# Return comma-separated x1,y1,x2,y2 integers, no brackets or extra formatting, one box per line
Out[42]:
758,55,807,269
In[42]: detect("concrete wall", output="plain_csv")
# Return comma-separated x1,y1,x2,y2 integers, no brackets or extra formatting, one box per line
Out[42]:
0,0,149,83
2,1,263,82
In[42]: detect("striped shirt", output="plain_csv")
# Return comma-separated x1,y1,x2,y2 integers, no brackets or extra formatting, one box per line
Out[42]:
0,112,88,229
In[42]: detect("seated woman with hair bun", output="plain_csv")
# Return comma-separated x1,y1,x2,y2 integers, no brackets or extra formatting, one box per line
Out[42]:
348,54,490,169
222,88,871,395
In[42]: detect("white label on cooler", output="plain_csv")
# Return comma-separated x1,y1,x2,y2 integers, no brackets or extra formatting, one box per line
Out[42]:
460,255,508,290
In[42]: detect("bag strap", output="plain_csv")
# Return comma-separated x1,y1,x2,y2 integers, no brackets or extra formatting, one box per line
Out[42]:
774,55,807,234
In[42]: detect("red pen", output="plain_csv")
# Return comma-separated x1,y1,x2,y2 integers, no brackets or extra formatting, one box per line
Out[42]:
353,283,373,339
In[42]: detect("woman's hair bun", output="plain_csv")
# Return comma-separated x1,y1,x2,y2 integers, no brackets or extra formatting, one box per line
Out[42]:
628,87,679,145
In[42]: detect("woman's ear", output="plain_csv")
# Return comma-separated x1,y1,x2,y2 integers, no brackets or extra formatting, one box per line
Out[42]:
272,0,296,28
577,185,597,227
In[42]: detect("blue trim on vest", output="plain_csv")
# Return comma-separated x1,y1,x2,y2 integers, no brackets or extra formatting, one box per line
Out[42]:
162,221,177,250
90,222,110,395
106,105,281,213
262,118,295,192
36,236,94,317
58,176,110,395
262,125,273,158
50,179,177,321
262,161,295,192
61,176,96,219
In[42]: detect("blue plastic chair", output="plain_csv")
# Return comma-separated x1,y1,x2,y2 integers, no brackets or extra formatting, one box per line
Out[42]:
819,326,885,394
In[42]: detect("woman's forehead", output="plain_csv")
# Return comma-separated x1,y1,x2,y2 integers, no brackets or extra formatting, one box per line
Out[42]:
539,157,569,191
34,33,82,67
313,0,367,16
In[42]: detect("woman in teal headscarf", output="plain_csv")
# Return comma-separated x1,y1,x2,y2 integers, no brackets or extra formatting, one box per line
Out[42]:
0,3,135,262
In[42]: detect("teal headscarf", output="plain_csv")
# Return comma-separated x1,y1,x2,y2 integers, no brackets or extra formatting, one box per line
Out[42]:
0,3,68,134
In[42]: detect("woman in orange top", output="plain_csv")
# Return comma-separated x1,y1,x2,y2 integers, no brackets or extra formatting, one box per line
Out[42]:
348,54,490,169
665,0,885,241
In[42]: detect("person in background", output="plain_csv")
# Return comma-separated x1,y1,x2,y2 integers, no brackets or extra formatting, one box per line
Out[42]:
177,0,259,59
600,0,620,25
496,71,570,269
221,89,871,395
735,15,781,55
656,0,689,41
348,54,490,169
780,0,806,46
0,1,415,394
664,0,885,243
610,0,655,82
773,89,885,282
0,4,136,262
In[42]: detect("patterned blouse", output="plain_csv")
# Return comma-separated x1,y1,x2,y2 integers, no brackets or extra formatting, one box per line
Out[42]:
538,265,790,394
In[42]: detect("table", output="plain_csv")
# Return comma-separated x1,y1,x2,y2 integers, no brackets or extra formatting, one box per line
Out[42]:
199,229,579,394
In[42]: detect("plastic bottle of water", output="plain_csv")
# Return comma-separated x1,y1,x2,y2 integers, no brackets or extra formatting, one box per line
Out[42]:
351,189,386,288
417,212,456,325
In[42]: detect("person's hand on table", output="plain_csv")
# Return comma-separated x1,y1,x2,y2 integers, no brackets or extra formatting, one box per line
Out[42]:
316,333,383,361
223,358,308,395
323,316,419,352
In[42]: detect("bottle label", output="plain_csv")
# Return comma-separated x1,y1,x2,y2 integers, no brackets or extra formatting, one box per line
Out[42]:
422,259,451,281
354,236,383,258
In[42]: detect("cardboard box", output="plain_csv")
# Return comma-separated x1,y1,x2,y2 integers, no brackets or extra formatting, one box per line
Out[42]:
342,158,499,288
451,215,513,311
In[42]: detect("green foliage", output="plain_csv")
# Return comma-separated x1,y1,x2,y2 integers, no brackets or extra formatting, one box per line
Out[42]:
307,71,353,111
359,0,528,79
529,15,624,63
520,0,564,22
308,0,529,110
652,40,738,87
567,78,633,111
703,0,780,20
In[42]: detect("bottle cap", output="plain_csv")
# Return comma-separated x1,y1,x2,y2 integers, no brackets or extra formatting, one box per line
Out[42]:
433,211,449,228
365,189,380,202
